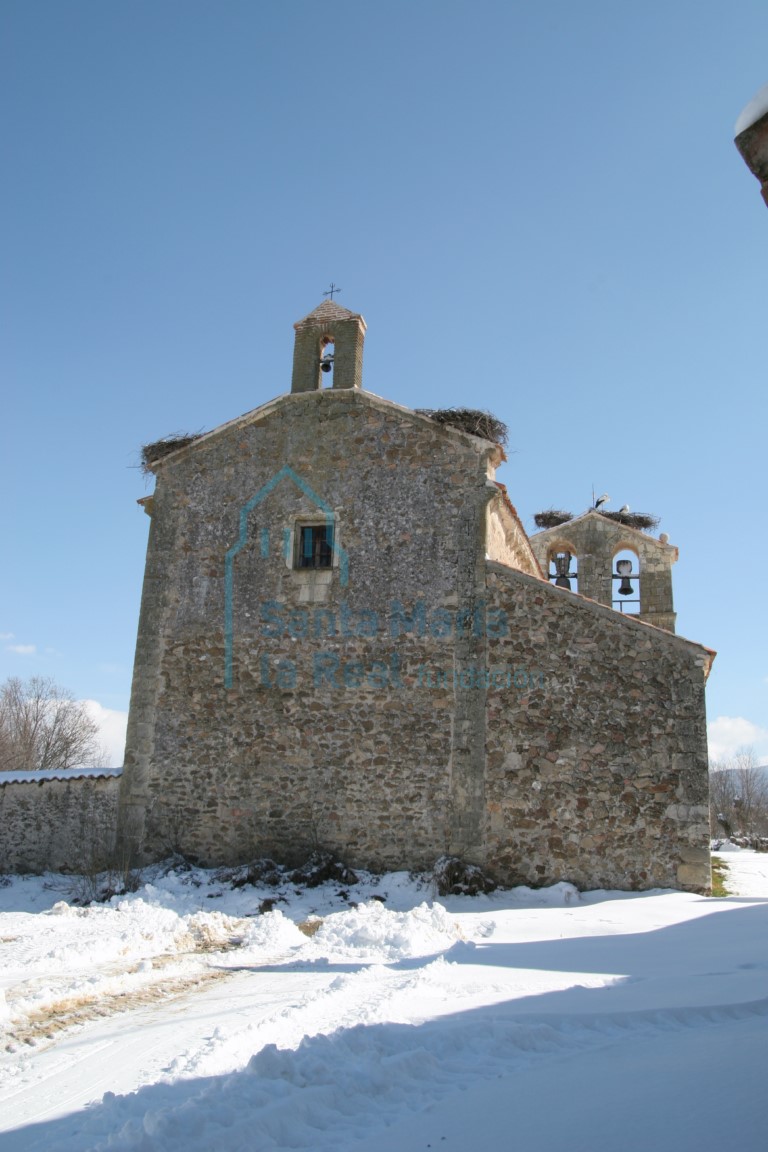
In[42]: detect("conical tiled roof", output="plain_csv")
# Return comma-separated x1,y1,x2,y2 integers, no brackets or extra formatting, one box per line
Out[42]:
293,300,365,330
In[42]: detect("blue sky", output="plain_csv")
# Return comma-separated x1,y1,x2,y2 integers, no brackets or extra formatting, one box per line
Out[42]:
3,0,767,764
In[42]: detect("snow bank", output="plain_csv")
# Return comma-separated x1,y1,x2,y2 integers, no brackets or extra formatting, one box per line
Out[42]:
505,880,580,906
310,900,460,961
239,910,307,953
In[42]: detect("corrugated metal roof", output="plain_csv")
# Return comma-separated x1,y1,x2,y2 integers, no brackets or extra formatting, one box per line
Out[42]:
0,766,123,785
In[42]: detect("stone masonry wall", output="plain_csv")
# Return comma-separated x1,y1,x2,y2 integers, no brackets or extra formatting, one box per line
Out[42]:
120,390,497,869
120,388,712,893
483,563,711,892
0,776,120,873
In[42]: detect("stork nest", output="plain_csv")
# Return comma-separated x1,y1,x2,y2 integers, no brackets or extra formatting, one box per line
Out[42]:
141,433,203,473
534,508,661,533
533,510,574,529
417,408,508,446
600,511,660,531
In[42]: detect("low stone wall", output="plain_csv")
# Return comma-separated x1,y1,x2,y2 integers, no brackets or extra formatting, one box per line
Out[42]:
0,771,121,873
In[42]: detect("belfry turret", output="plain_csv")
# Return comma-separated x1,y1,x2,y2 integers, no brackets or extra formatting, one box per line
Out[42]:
291,300,367,393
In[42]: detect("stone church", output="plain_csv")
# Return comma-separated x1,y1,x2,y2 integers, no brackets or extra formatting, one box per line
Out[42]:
119,299,713,892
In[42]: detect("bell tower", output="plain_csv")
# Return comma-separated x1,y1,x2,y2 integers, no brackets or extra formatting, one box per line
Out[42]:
291,299,367,393
530,511,678,633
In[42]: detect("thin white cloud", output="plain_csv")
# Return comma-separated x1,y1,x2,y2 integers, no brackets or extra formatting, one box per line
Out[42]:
0,632,14,641
81,700,128,768
6,644,37,655
708,716,768,763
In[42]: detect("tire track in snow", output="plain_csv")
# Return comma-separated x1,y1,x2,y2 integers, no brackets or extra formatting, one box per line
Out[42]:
161,957,440,1080
5,968,228,1052
1,921,251,1054
42,993,768,1152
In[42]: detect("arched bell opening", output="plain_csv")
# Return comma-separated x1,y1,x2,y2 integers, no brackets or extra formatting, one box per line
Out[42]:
319,335,335,387
547,546,578,594
612,547,640,614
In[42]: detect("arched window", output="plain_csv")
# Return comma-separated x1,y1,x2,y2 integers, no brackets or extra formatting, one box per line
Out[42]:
548,548,578,594
612,547,640,614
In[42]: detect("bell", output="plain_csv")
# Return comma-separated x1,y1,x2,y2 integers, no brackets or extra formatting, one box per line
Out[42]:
320,357,333,374
553,552,572,590
616,558,633,596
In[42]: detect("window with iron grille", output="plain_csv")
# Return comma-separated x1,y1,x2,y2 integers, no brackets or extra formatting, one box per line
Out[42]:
296,524,334,569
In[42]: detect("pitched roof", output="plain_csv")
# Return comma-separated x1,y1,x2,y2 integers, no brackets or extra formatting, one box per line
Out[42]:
293,300,366,330
146,388,500,473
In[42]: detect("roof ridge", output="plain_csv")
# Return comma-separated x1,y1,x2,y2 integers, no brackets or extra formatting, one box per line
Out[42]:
293,299,364,329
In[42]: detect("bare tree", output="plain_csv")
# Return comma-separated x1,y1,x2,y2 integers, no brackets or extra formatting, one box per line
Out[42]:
0,676,104,772
709,747,768,839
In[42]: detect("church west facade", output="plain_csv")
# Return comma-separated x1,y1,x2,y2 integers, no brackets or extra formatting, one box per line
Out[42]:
118,300,713,892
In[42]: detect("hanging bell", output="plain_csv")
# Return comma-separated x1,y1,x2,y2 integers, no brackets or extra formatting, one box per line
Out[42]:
616,558,634,596
320,355,334,374
553,552,572,590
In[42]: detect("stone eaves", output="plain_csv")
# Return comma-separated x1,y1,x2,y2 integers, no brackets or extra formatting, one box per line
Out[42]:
493,482,545,579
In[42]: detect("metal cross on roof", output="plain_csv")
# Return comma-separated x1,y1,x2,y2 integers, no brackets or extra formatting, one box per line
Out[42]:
323,282,342,301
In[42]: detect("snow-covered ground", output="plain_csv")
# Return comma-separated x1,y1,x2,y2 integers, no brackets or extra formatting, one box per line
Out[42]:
0,850,765,1151
712,840,768,896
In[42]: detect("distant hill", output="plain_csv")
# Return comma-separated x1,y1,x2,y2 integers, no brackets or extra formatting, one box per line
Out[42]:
710,762,768,782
